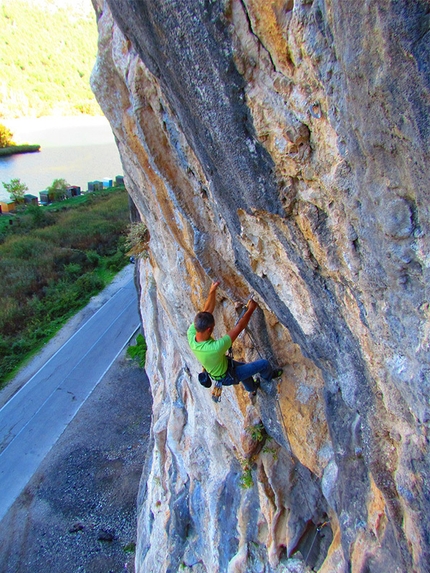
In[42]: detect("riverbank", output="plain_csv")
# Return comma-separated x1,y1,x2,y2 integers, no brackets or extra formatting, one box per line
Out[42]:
0,115,122,202
0,144,40,157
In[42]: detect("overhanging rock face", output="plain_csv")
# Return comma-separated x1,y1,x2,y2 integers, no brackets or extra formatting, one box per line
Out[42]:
91,1,430,571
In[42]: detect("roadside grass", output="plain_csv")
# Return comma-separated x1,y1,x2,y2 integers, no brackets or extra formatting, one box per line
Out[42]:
0,186,132,387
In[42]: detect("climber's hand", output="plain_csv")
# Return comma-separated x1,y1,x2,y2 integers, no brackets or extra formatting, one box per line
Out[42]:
209,281,220,293
203,281,220,313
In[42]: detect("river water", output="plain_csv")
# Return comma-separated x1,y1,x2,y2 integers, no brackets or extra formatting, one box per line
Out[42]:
0,116,123,202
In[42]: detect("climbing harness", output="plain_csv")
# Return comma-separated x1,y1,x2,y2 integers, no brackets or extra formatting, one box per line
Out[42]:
211,352,238,403
210,302,250,404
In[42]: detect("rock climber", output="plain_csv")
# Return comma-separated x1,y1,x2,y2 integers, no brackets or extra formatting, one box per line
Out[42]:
187,281,283,398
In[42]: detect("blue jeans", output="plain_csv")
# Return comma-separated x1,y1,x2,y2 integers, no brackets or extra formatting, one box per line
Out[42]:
222,359,272,393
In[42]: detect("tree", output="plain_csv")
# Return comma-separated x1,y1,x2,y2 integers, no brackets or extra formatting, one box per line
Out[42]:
2,178,28,204
46,178,69,202
0,124,14,148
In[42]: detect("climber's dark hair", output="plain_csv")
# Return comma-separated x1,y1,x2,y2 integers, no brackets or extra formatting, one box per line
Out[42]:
194,311,215,332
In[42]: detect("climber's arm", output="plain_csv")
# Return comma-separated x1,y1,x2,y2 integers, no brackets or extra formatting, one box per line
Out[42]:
227,299,257,343
202,281,220,313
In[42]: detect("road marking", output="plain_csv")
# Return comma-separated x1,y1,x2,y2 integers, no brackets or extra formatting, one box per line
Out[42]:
0,279,140,521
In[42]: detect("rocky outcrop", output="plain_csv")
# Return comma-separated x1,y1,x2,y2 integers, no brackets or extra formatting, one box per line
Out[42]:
91,1,430,571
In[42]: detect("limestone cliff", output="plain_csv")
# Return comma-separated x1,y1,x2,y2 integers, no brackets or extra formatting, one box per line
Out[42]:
91,1,430,571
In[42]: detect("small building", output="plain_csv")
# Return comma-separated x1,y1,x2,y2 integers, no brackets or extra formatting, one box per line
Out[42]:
87,181,104,192
66,186,81,198
115,175,124,186
24,194,38,206
39,190,49,205
0,200,15,213
103,178,113,188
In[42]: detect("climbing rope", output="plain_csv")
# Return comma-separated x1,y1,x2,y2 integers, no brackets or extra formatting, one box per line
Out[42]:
242,322,313,509
304,520,329,565
241,315,330,560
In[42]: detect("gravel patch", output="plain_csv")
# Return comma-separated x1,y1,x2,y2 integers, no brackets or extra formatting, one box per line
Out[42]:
0,353,151,573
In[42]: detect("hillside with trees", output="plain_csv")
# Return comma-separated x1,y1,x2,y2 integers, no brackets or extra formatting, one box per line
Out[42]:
0,0,101,118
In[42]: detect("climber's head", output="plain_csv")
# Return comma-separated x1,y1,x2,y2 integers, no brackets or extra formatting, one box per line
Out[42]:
194,311,215,333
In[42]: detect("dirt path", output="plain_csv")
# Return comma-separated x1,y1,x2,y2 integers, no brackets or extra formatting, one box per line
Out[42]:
0,266,152,573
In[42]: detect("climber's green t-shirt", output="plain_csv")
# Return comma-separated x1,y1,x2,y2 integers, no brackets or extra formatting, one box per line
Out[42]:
187,323,232,379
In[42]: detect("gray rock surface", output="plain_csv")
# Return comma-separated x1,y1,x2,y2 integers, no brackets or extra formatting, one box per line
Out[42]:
91,1,430,571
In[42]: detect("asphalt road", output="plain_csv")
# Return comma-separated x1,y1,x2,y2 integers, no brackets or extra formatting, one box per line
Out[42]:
0,273,140,522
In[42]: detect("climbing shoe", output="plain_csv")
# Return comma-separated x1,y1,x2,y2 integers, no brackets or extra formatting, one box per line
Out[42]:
212,380,223,403
271,368,283,380
250,378,260,397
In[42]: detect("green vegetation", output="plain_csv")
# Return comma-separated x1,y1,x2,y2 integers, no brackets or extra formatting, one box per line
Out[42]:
123,542,136,554
262,444,278,460
246,422,266,442
0,0,101,118
127,333,147,368
238,424,280,488
0,186,130,387
239,458,254,489
0,144,40,156
262,436,279,460
0,122,14,146
2,178,28,204
46,178,69,202
0,215,13,234
0,122,40,154
125,221,150,259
